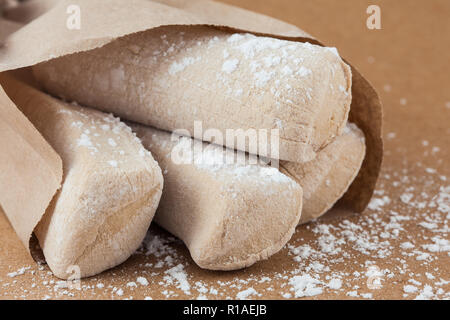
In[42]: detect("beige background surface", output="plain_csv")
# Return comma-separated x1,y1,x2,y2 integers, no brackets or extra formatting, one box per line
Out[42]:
0,0,449,299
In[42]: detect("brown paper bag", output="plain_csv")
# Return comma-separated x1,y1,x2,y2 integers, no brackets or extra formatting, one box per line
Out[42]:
0,0,382,258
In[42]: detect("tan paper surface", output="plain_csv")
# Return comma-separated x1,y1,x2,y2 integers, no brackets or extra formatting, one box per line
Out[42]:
0,0,382,258
0,71,62,253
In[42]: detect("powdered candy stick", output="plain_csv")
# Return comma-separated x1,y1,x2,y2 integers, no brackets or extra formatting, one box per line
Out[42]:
132,124,303,270
1,75,163,279
281,123,366,224
33,25,352,163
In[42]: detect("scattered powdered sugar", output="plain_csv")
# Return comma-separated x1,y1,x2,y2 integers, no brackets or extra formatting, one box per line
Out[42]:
136,277,148,286
346,290,358,297
327,279,342,290
7,267,30,278
400,193,414,204
160,30,347,113
222,59,239,74
400,242,415,249
253,69,274,87
236,287,259,300
361,293,373,299
164,264,191,295
108,138,117,147
415,285,435,300
116,288,124,296
60,103,149,164
404,285,418,293
297,66,312,77
421,237,449,253
77,133,93,148
232,34,284,59
368,196,391,211
289,274,323,297
168,57,200,75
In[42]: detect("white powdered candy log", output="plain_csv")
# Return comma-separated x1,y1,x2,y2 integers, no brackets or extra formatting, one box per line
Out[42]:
132,124,303,270
281,123,366,224
4,77,163,279
33,25,352,163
